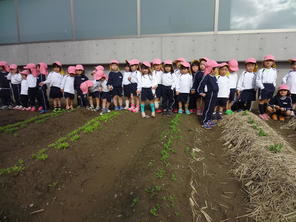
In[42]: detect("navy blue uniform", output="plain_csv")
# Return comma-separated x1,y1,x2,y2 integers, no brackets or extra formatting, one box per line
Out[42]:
269,94,293,114
107,71,123,97
198,75,219,124
0,71,12,106
37,74,49,110
74,74,88,107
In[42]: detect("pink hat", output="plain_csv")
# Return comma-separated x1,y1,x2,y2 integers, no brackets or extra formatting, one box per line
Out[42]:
263,54,275,61
95,65,104,71
38,62,48,75
288,58,296,63
53,61,62,67
9,64,17,70
199,57,209,62
80,81,91,95
67,66,76,74
204,60,219,75
176,57,186,63
75,64,84,70
20,70,30,75
245,58,257,64
110,60,119,65
180,61,190,68
93,70,107,81
278,84,289,91
228,59,239,72
152,58,162,65
129,59,140,66
164,59,173,65
0,61,9,72
218,62,229,68
24,63,38,76
142,61,151,68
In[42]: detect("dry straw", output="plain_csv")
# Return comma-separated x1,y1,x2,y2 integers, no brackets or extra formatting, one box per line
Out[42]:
221,112,296,222
283,117,296,131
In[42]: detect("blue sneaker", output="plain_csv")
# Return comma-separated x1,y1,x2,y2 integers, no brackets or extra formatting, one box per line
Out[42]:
178,109,183,114
119,106,124,110
39,109,46,114
185,109,191,115
114,106,120,111
207,120,217,127
202,123,212,129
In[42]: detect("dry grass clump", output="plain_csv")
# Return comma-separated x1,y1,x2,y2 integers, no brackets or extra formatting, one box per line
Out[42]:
283,117,296,130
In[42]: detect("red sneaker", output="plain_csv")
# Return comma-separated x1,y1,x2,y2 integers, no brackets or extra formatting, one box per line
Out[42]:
38,106,43,111
30,107,36,112
189,109,194,113
173,109,178,113
156,109,162,113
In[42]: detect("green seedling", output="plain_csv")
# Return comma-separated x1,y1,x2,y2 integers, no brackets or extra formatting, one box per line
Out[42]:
0,159,25,176
162,195,176,208
155,168,165,178
242,110,249,116
247,117,255,124
252,124,258,130
150,204,160,216
147,160,154,168
171,173,177,181
268,144,283,153
130,197,139,208
48,181,58,188
32,148,48,160
54,142,69,150
258,128,267,136
70,134,80,142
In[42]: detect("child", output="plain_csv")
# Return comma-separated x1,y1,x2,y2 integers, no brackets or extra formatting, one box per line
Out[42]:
227,59,239,113
40,61,63,112
128,59,141,112
189,60,199,113
74,64,89,107
61,66,76,110
267,84,293,121
152,58,163,113
19,70,30,111
0,61,12,109
97,71,111,115
107,60,123,110
175,61,193,114
7,64,22,109
24,63,39,111
236,58,257,111
87,71,102,111
256,54,277,120
198,60,219,129
36,62,49,113
282,58,296,112
161,59,175,115
137,62,157,118
122,62,132,109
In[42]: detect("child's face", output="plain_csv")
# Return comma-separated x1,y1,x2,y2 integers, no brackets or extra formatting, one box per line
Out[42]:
264,60,273,68
246,63,255,72
199,63,206,71
110,64,118,71
154,64,161,71
176,61,181,68
131,65,137,72
180,67,188,74
191,65,199,73
142,67,149,74
219,66,228,76
53,67,61,72
21,74,27,79
210,67,217,76
124,66,130,72
0,66,3,71
164,65,172,73
291,62,296,71
10,69,17,74
76,70,83,75
279,90,288,97
69,73,75,77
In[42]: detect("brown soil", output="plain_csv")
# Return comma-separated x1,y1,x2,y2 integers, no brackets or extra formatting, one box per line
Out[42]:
0,111,251,222
0,110,37,126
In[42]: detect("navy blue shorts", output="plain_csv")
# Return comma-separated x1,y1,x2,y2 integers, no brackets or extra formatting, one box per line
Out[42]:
240,89,256,102
155,84,163,98
141,87,154,101
216,98,228,107
90,91,101,98
101,92,111,102
177,93,190,103
64,92,74,99
49,86,62,99
259,83,275,100
123,85,131,97
111,86,123,97
130,83,137,96
229,88,236,101
291,94,296,104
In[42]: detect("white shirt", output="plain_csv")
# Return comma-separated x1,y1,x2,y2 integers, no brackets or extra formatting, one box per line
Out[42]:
43,71,63,88
20,79,28,95
27,74,37,88
7,73,22,84
256,68,277,89
217,75,231,98
237,71,256,91
175,73,193,93
137,73,157,91
282,70,296,94
98,79,109,92
161,72,176,89
228,72,238,89
130,70,141,84
89,80,100,93
153,70,163,85
122,71,131,85
61,75,75,94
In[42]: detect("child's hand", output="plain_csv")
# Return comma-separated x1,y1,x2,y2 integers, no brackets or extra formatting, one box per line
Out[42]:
99,87,103,92
190,90,195,94
108,85,113,91
128,76,131,81
152,86,157,90
176,91,180,95
136,90,141,95
200,93,206,97
39,82,44,86
60,89,64,93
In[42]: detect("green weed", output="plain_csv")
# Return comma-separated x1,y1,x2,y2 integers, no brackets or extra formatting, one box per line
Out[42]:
258,128,267,136
32,148,48,160
150,204,160,216
268,144,283,153
155,168,165,178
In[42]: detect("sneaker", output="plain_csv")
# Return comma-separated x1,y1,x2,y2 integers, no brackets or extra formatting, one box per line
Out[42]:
259,114,266,120
264,113,270,120
217,112,223,120
38,106,43,111
225,109,233,115
167,110,173,115
173,109,178,113
178,109,183,114
208,120,217,127
185,109,191,115
202,123,212,129
128,106,135,111
189,109,194,113
141,112,146,118
119,106,124,110
151,112,156,118
155,109,162,113
291,111,295,117
124,106,129,110
132,107,139,113
212,112,218,120
196,109,202,116
279,115,285,121
16,106,23,110
25,107,31,111
100,108,107,115
8,105,13,109
30,107,36,112
95,107,100,111
271,114,278,120
114,106,120,111
39,109,46,114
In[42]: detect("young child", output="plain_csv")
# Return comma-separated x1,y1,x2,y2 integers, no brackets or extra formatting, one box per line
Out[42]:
214,63,231,120
122,62,132,109
161,59,175,115
189,60,199,113
137,62,157,118
74,64,89,107
0,61,12,109
40,61,63,112
19,70,30,111
227,59,239,114
107,60,123,110
198,60,219,129
7,64,22,109
256,54,277,120
24,63,39,111
267,84,293,121
128,59,141,112
282,58,296,112
175,61,193,114
152,58,163,113
172,57,186,112
61,66,76,110
236,58,257,111
97,71,111,115
36,62,49,113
